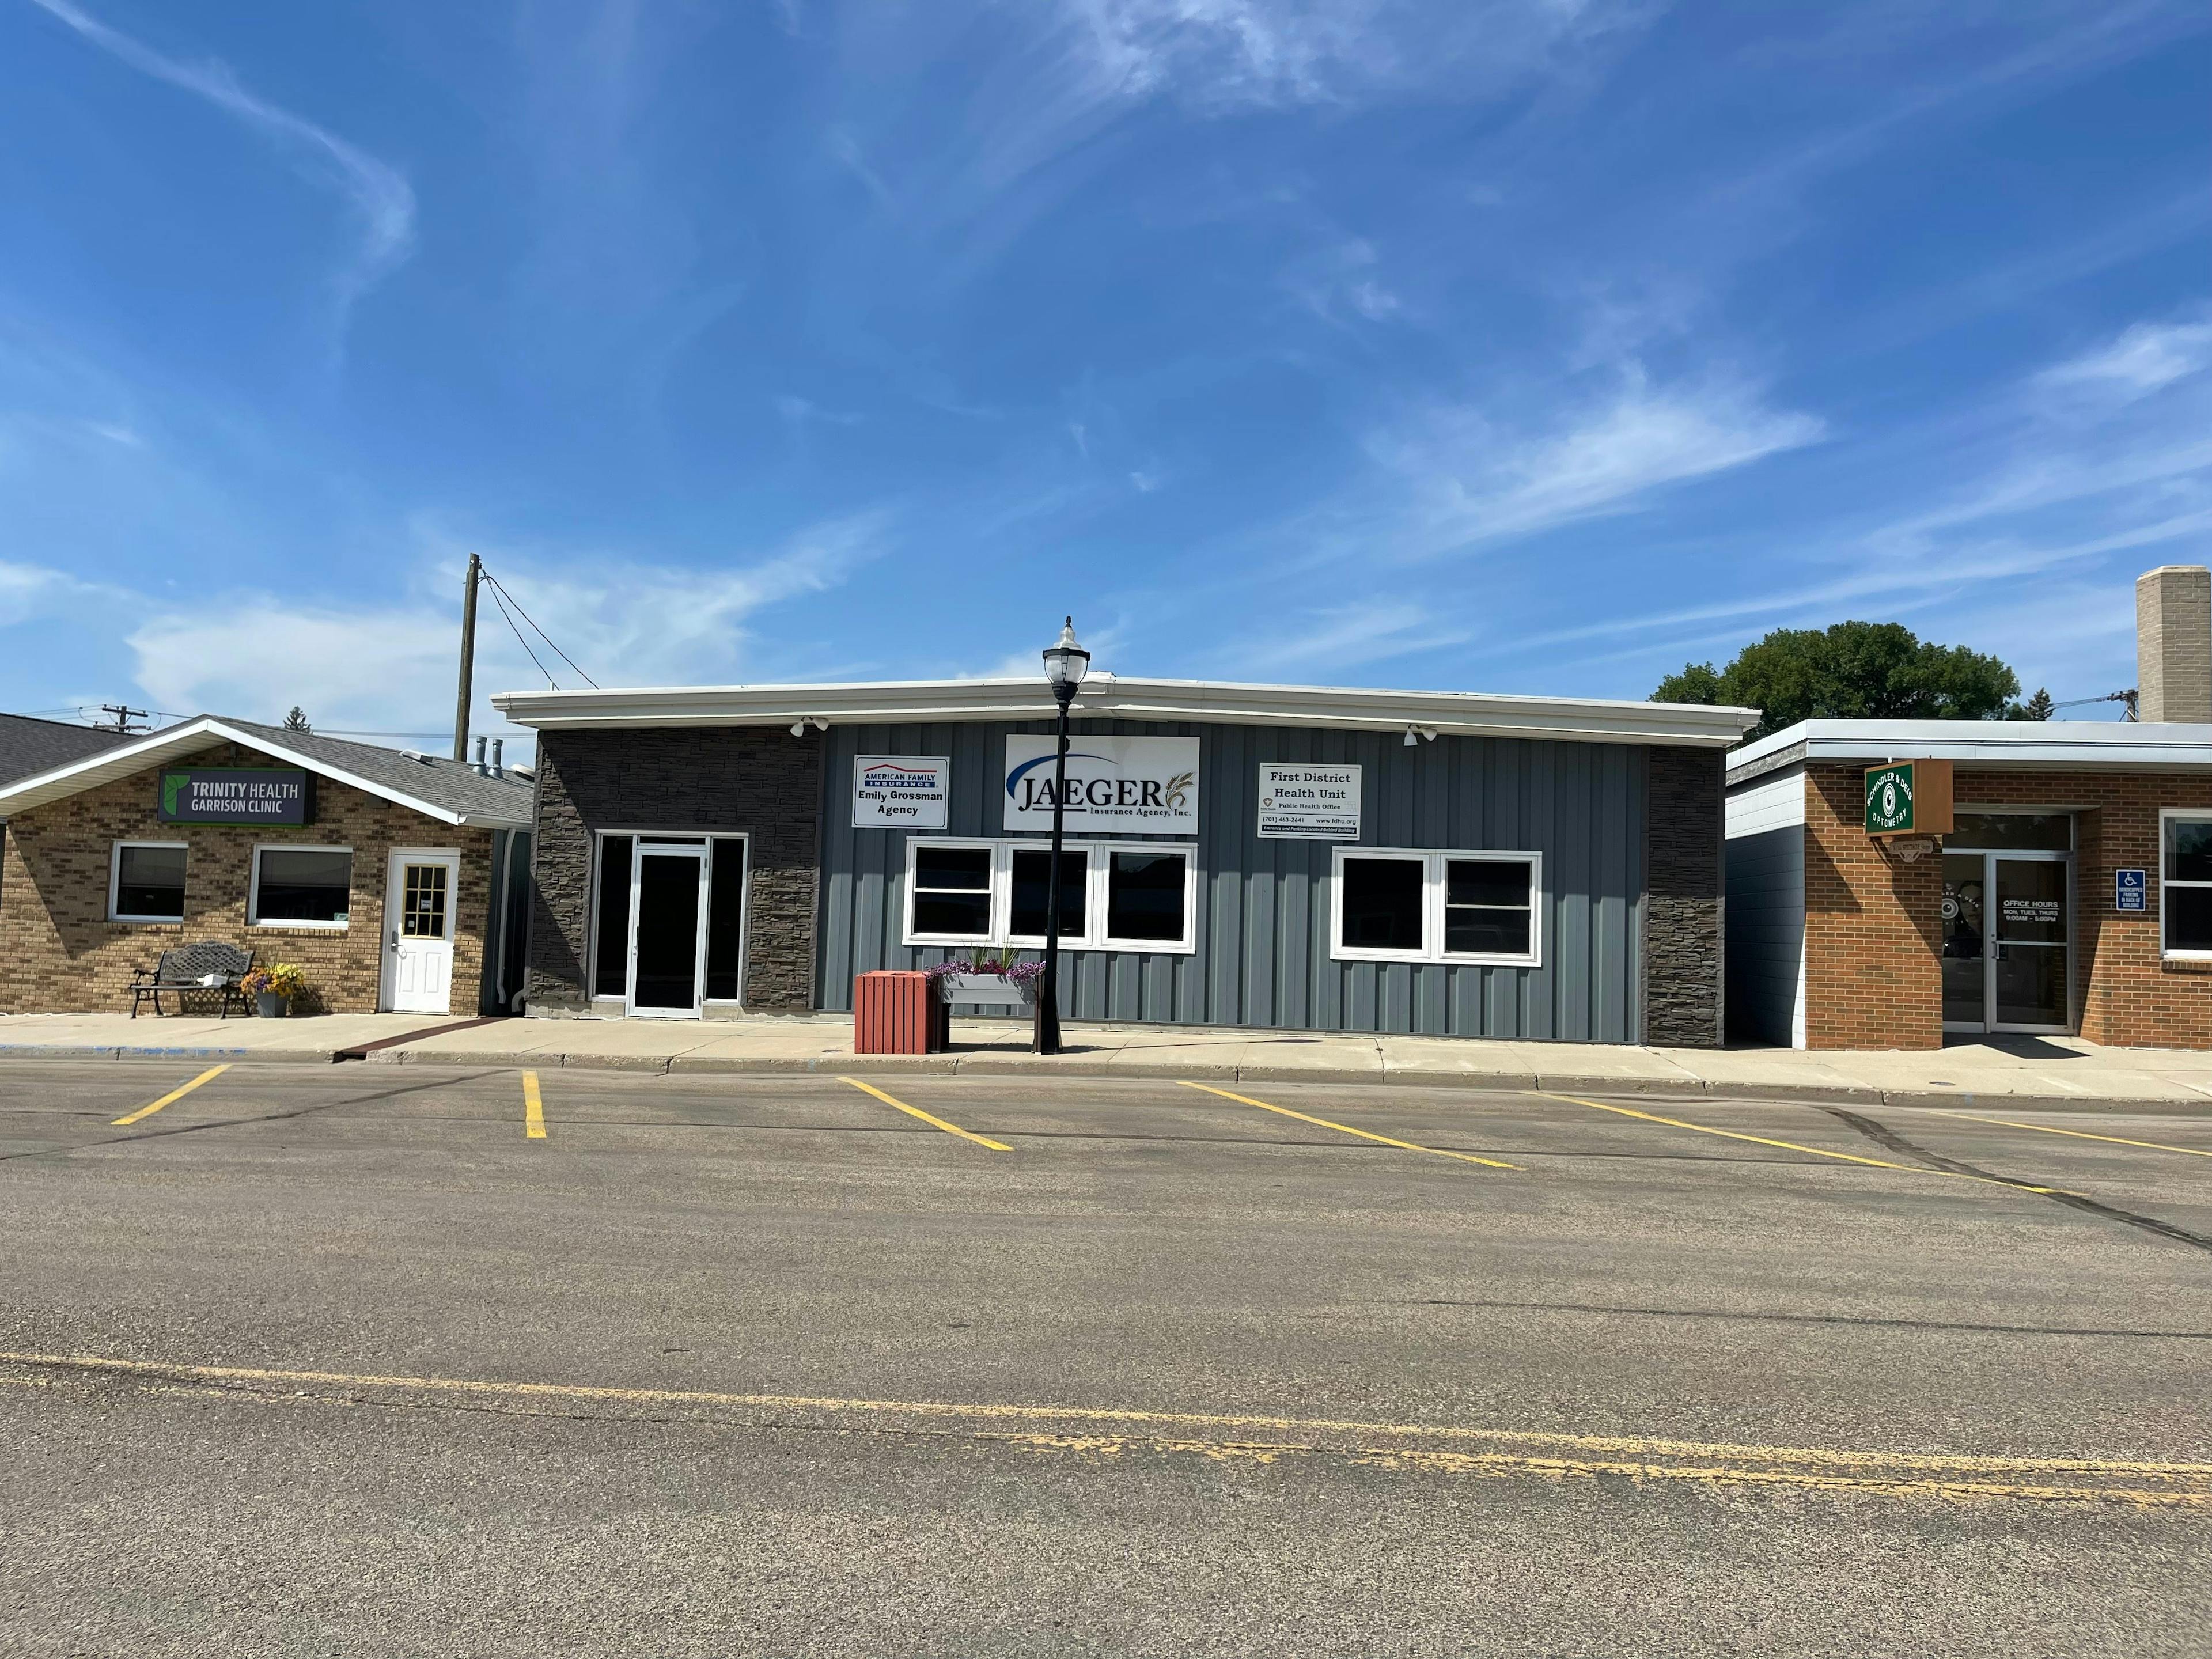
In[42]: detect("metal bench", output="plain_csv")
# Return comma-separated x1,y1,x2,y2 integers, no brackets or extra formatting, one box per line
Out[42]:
129,943,255,1019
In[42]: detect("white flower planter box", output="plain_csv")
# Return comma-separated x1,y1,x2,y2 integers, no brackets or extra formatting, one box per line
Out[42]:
938,973,1033,1007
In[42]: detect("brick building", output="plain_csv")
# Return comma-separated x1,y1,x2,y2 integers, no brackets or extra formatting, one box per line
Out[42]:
0,717,534,1017
1724,566,2212,1050
497,672,1753,1046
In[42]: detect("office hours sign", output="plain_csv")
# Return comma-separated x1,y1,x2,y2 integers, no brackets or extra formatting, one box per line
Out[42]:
1256,764,1361,840
1002,735,1199,834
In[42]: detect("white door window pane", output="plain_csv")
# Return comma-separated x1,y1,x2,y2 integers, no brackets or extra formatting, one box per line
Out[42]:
253,849,352,924
1010,848,1088,940
1106,851,1186,944
1444,858,1532,957
2166,819,2212,883
114,844,187,919
911,844,993,938
1340,857,1425,952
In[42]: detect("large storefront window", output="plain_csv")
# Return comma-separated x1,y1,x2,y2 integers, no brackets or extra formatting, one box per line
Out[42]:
2164,816,2212,957
1331,849,1541,966
902,839,1196,953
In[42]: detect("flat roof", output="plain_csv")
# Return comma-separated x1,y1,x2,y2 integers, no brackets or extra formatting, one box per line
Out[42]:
1727,719,2212,785
493,673,1759,749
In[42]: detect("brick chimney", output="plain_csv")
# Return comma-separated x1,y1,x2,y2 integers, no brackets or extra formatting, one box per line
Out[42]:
2136,564,2212,723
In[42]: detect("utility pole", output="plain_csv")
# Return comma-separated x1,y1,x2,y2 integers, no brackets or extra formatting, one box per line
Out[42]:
97,703,147,734
452,552,482,763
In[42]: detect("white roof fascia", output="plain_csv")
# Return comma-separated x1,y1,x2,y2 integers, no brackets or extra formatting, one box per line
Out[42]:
1728,719,2212,779
493,675,1758,748
0,717,528,828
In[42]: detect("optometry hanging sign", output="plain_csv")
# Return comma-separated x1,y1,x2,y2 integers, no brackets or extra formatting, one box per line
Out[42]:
852,755,950,828
1002,735,1199,834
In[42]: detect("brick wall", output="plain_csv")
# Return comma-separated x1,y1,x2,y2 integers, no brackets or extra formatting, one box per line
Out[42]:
525,728,822,1014
1800,763,2212,1050
0,743,494,1015
1643,745,1724,1048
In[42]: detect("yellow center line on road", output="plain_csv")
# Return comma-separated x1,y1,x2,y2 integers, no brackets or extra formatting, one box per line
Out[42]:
1179,1081,1517,1169
6,1350,2207,1508
110,1064,230,1127
1536,1093,2059,1194
839,1076,1010,1151
523,1071,546,1140
1935,1109,2212,1160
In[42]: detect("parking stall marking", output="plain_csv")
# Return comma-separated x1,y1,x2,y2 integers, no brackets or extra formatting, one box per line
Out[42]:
1177,1082,1518,1170
1936,1110,2212,1160
1538,1093,2059,1195
109,1065,230,1127
523,1071,547,1140
838,1077,1011,1152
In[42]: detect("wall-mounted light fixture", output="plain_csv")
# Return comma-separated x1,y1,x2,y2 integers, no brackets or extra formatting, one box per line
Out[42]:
1403,725,1438,747
788,717,829,737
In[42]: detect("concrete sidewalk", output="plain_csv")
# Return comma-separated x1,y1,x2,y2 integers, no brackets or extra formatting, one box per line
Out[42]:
7,1008,2212,1110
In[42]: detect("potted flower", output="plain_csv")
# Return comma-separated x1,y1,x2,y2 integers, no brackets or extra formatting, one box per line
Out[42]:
924,956,1044,1009
241,962,306,1018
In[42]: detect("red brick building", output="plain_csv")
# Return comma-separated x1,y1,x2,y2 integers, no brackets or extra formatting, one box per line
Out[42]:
1725,723,2212,1050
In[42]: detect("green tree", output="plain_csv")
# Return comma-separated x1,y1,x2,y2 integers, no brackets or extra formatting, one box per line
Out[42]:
1654,621,2025,743
283,706,311,733
2013,687,2055,722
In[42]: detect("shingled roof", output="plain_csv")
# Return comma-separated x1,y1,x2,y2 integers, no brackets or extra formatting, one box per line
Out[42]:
0,714,132,790
0,715,534,827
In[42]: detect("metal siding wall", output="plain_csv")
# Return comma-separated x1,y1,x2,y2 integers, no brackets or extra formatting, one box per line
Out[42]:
816,718,1647,1041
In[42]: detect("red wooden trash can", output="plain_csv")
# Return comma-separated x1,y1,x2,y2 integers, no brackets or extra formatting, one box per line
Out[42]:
854,971,945,1055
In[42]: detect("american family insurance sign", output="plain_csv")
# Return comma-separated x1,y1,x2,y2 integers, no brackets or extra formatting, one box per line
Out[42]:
158,768,311,825
1002,736,1199,834
852,755,950,828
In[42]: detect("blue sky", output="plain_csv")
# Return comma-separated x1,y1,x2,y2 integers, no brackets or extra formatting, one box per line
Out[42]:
1,0,2207,755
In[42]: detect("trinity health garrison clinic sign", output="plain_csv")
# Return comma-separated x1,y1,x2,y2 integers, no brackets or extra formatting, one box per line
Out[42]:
158,768,312,825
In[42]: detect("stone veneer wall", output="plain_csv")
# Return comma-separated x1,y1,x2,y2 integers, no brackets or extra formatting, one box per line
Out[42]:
1642,745,1724,1048
0,742,494,1015
1799,764,2212,1050
524,728,822,1014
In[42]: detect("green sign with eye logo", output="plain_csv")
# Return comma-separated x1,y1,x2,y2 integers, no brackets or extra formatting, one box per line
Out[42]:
1863,759,1953,837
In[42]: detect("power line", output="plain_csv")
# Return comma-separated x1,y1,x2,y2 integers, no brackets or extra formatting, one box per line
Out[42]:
484,580,560,689
479,566,599,690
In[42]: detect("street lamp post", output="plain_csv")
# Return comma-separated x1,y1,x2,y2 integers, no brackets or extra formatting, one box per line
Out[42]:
1035,616,1090,1055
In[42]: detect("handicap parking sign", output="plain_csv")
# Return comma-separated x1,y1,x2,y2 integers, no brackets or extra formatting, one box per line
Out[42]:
2115,868,2148,912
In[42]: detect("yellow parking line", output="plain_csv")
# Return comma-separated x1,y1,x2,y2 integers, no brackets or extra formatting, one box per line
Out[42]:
1537,1093,2057,1194
839,1077,1010,1152
1937,1110,2212,1160
1179,1081,1517,1169
111,1065,229,1127
522,1071,546,1140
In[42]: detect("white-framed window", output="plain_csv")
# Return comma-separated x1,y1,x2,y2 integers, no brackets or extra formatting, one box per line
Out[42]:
109,841,188,923
2161,811,2212,959
1329,847,1542,966
249,844,354,929
902,839,1198,953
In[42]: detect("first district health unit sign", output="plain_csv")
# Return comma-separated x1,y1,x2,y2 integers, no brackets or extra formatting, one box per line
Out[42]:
158,768,311,825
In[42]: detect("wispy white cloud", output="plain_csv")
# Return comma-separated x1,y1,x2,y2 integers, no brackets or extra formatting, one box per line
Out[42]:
2036,310,2212,403
1363,369,1824,557
26,0,415,327
1229,599,1472,676
116,512,895,732
0,558,116,628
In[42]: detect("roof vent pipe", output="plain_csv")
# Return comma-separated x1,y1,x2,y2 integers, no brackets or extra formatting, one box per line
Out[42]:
490,737,503,778
472,734,488,776
2137,565,2212,724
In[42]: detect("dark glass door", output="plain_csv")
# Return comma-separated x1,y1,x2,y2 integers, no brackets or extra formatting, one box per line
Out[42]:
1992,858,2069,1030
630,849,704,1014
1940,854,1986,1029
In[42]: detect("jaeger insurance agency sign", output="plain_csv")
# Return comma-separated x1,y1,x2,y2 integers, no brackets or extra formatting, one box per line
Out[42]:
158,768,311,825
1003,736,1199,834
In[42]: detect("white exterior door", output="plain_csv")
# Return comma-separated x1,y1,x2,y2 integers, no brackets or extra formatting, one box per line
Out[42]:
382,850,461,1014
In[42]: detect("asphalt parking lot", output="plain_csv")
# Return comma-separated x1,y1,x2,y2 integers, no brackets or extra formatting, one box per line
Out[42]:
3,1061,2210,1657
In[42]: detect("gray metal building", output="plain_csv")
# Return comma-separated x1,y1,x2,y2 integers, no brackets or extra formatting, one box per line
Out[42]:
497,675,1753,1047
